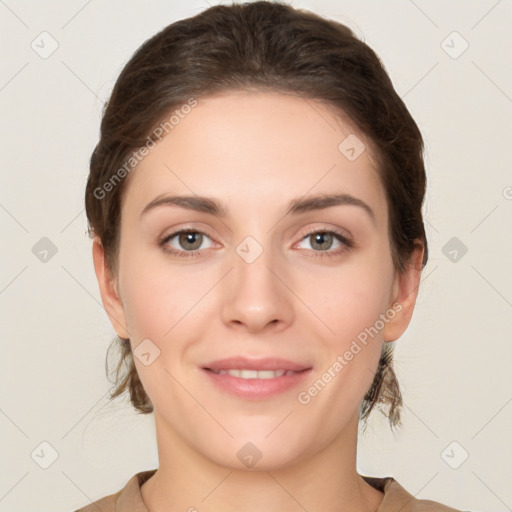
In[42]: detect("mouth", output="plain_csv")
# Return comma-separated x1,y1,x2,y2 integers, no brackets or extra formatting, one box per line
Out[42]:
205,368,308,379
201,357,313,400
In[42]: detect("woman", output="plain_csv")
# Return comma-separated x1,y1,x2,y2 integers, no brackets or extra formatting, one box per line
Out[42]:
77,1,466,510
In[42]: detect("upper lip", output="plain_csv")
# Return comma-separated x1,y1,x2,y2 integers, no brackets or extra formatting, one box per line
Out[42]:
203,357,312,372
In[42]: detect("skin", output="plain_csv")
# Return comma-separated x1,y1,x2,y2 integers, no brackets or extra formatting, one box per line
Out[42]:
93,90,424,512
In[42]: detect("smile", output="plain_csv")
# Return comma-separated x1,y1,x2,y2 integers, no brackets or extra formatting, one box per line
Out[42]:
202,367,312,399
208,369,300,379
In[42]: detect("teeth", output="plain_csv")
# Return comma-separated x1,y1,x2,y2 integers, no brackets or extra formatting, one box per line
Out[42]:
212,369,293,379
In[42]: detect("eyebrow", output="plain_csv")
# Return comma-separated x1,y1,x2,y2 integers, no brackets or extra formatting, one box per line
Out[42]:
139,192,376,224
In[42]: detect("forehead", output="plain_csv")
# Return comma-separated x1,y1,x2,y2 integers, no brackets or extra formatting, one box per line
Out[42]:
122,90,387,223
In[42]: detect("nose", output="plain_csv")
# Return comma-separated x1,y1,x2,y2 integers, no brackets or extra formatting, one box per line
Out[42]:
220,243,295,334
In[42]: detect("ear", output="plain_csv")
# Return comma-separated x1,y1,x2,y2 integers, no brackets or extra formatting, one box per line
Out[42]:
91,236,130,339
382,241,425,343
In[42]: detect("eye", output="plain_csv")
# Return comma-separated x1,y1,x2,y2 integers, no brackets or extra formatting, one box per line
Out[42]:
295,229,353,258
159,229,214,257
159,227,353,259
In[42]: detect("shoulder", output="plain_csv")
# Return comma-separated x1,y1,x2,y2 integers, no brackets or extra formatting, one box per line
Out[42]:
363,475,469,512
73,469,157,512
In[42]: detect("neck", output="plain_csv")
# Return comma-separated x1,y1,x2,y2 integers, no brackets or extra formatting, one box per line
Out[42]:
141,413,384,512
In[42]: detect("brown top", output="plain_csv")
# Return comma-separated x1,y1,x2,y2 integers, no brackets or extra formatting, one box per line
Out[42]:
74,469,466,512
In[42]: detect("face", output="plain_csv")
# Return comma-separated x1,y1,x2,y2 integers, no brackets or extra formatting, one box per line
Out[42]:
93,90,422,471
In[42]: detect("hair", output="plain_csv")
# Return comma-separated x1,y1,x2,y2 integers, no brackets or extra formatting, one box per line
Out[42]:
85,0,428,430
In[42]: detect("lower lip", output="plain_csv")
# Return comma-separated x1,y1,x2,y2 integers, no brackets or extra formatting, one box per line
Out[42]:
201,368,312,400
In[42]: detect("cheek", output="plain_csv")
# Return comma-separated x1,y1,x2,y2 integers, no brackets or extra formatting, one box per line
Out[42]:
305,251,394,346
119,250,206,340
297,264,392,418
120,263,198,405
121,277,172,341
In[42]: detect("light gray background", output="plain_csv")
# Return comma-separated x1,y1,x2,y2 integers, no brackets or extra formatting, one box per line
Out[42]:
1,1,511,511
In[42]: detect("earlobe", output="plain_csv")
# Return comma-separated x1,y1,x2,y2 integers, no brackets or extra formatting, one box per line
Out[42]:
383,242,425,343
91,236,130,339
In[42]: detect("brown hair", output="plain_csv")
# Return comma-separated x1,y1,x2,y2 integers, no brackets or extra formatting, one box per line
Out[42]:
86,0,428,429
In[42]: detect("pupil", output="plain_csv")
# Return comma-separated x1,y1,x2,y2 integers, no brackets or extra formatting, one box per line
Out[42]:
313,232,331,250
181,232,201,250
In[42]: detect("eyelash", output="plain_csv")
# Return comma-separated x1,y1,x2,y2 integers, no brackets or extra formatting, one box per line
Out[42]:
159,227,353,259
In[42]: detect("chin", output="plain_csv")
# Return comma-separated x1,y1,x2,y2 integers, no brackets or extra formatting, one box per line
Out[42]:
200,433,311,472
